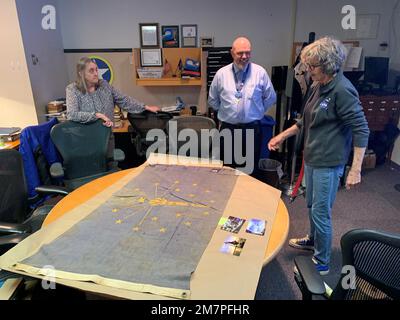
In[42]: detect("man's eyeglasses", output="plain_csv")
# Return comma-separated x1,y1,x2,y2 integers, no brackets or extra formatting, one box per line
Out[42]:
236,51,251,57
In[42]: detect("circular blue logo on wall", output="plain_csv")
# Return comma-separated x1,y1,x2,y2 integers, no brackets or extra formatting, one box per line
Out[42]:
89,56,114,84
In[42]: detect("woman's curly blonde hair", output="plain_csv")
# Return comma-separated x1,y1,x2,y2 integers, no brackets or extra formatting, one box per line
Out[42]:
301,36,347,76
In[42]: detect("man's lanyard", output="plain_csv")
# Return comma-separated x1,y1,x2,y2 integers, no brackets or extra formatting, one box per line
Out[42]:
232,63,250,99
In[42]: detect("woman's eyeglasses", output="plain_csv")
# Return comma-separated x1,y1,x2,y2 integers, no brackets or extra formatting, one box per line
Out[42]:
305,63,322,70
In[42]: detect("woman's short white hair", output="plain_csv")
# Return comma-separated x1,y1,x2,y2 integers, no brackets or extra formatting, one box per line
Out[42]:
301,36,347,76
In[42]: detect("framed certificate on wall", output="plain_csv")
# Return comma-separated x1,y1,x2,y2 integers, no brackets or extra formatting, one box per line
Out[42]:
181,24,197,47
140,48,163,67
139,23,160,48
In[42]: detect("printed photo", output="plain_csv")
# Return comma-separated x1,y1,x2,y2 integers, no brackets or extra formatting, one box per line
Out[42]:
246,219,266,236
220,216,246,234
220,236,246,256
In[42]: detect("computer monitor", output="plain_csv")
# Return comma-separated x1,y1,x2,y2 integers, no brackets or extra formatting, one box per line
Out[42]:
343,71,364,87
364,57,389,87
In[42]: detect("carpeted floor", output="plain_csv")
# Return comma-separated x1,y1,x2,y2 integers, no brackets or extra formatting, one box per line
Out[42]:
255,162,400,300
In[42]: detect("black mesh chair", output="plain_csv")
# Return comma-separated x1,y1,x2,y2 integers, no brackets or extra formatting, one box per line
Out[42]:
50,120,125,190
0,149,68,255
166,116,217,158
294,229,400,300
127,111,173,157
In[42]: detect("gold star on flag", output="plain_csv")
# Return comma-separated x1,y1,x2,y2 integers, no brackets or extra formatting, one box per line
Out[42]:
115,220,122,224
112,209,118,213
151,217,159,222
160,228,167,233
138,197,146,203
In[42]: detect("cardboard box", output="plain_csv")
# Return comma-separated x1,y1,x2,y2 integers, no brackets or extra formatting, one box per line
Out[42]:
362,151,376,169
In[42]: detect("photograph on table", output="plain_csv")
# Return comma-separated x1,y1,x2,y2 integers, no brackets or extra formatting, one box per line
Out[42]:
246,219,266,236
219,216,246,234
220,236,246,256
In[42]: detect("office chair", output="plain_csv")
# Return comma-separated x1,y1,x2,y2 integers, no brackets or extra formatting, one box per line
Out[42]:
50,120,125,190
0,149,68,255
166,116,217,158
127,111,173,157
294,229,400,300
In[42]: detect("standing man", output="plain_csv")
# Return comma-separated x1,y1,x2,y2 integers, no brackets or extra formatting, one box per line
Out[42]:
208,37,276,175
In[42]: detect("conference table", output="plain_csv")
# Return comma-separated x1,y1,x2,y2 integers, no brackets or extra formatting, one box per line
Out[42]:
40,165,290,299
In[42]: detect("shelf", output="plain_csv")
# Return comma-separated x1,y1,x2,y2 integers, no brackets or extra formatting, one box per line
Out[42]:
133,48,203,87
135,77,202,86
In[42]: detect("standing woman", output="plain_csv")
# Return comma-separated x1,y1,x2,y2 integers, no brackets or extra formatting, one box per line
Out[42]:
268,37,369,274
66,57,160,158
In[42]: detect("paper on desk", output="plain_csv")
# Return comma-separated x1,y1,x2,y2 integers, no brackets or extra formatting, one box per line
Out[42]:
344,46,362,70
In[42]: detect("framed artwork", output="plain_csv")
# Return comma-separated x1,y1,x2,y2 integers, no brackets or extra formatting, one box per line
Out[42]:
181,24,197,47
200,37,214,48
139,23,160,47
161,25,179,48
140,48,163,67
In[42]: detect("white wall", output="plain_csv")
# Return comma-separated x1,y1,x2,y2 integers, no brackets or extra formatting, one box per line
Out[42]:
57,0,295,71
295,0,399,70
16,0,69,123
57,0,294,114
0,0,38,128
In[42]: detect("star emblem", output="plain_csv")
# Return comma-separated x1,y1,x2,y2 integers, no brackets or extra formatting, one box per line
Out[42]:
115,219,122,224
160,228,167,233
97,68,108,80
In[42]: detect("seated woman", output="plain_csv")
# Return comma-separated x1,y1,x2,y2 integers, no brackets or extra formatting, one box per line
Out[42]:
66,56,160,160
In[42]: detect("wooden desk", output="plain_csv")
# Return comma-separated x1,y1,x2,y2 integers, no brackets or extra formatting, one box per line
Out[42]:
1,139,20,150
44,169,289,266
112,119,131,133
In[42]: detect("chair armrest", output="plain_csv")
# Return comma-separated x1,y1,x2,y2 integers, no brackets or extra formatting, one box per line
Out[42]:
294,255,326,296
35,185,69,196
0,222,31,234
50,162,64,178
113,148,125,162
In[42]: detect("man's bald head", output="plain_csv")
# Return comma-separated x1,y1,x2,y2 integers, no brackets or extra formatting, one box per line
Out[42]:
232,37,251,50
231,37,252,70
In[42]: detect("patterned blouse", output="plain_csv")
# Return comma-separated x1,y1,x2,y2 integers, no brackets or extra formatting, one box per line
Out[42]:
66,80,145,123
